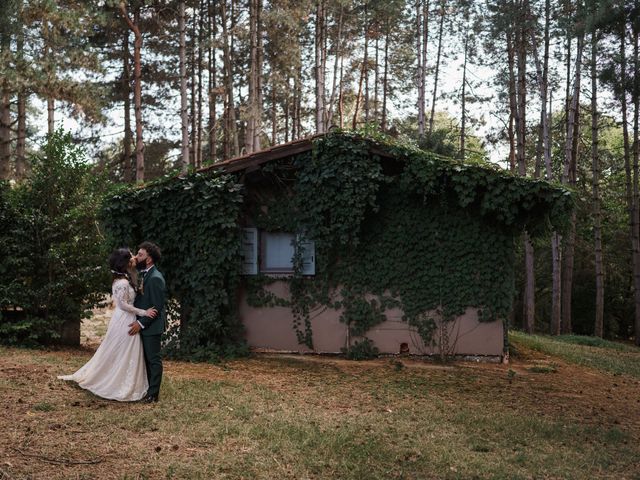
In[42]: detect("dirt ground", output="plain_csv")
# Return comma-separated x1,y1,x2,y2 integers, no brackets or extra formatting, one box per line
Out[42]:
0,310,639,479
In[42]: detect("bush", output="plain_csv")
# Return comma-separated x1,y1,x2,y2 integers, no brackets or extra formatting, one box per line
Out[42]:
342,338,380,360
0,130,109,346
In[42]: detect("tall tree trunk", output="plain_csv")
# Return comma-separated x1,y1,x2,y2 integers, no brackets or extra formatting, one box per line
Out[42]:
561,32,584,334
284,78,291,143
507,29,517,173
515,20,526,177
15,6,25,180
530,0,560,334
246,0,257,152
0,22,11,179
296,62,302,137
363,2,369,124
460,30,468,160
564,5,571,139
196,0,205,167
246,0,262,152
632,17,640,346
271,85,277,145
353,57,365,130
0,89,9,180
293,61,303,139
244,0,258,153
338,44,344,129
374,36,379,122
255,0,263,151
327,5,343,128
421,0,429,121
292,76,298,140
428,2,445,137
179,1,189,173
417,0,429,136
16,92,25,179
546,0,561,335
514,5,535,333
43,21,54,135
353,7,367,132
315,0,326,133
416,0,424,136
530,0,551,180
591,30,604,337
621,26,637,344
122,30,133,183
208,0,217,162
120,3,145,183
284,80,290,142
190,10,197,164
221,0,238,158
47,100,54,135
381,28,389,131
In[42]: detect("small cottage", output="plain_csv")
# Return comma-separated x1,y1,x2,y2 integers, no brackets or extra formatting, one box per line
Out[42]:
104,131,570,361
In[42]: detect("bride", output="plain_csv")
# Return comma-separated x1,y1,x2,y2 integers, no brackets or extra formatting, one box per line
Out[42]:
58,248,157,401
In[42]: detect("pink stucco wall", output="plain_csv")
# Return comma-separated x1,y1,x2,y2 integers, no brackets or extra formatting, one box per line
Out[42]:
239,281,505,357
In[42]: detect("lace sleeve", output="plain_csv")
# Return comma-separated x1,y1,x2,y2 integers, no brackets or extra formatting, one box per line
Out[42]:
112,280,147,317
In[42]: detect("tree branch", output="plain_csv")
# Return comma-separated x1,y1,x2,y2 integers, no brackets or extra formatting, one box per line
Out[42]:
119,2,140,36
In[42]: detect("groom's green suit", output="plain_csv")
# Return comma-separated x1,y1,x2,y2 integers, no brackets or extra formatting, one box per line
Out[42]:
134,265,166,398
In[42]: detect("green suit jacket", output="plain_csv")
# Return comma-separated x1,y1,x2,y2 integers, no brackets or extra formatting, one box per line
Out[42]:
134,265,167,337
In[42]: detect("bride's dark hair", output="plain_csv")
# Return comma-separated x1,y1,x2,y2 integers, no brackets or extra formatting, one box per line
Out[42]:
109,248,137,290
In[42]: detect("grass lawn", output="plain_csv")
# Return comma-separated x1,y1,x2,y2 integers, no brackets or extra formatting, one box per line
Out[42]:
510,331,640,378
0,332,639,479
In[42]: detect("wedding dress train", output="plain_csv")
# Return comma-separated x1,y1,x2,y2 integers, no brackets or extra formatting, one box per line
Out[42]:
58,278,149,401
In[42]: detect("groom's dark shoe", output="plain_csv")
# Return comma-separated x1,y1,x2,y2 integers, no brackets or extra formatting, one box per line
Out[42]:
141,394,159,403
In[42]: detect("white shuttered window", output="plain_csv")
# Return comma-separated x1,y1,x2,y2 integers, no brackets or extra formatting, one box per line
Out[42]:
241,229,315,276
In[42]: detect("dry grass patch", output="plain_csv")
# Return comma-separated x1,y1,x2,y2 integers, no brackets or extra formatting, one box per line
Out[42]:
0,344,639,479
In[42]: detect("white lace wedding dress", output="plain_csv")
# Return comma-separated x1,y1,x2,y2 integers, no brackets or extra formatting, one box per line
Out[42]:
58,278,149,401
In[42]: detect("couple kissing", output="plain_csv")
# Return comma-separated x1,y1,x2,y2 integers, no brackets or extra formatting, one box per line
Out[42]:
59,242,166,403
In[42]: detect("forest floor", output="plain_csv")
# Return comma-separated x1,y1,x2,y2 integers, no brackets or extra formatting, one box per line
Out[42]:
0,310,639,479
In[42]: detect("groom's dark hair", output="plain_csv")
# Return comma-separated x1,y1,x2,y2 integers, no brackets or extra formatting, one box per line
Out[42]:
139,241,161,263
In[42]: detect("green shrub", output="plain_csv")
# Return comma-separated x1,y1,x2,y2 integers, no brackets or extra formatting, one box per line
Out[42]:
0,130,109,346
341,338,380,360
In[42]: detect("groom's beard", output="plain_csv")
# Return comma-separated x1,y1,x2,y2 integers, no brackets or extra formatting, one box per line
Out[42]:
136,260,148,270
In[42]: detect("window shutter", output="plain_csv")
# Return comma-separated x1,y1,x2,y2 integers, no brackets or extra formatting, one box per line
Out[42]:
297,235,315,275
241,227,258,275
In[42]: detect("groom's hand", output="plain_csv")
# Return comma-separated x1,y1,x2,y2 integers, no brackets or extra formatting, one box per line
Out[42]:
128,322,141,336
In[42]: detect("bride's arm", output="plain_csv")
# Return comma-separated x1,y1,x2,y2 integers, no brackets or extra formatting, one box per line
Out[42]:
112,281,148,317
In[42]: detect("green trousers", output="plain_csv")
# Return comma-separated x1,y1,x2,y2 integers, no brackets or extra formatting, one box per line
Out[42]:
141,334,162,397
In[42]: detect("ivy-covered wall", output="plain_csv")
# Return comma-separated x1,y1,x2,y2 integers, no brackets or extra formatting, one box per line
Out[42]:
103,131,572,360
102,174,247,361
242,132,571,355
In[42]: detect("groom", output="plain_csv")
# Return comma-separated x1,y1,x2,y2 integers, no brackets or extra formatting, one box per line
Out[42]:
128,241,166,403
